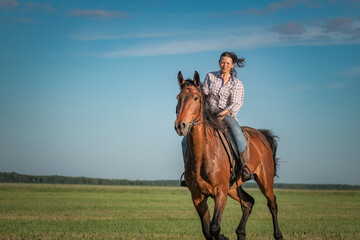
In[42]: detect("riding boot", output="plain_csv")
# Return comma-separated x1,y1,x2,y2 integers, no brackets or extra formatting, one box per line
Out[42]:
180,173,187,187
239,152,253,182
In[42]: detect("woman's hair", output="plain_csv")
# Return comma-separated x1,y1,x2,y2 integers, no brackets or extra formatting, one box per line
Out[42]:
219,52,245,77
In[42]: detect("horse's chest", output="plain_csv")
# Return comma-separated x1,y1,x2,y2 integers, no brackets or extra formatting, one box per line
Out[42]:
185,158,221,194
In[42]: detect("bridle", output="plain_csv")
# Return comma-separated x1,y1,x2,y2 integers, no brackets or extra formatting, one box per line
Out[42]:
190,92,203,128
178,85,204,129
191,97,203,127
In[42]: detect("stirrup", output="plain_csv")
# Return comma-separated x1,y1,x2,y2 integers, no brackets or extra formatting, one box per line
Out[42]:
241,165,254,182
180,173,187,187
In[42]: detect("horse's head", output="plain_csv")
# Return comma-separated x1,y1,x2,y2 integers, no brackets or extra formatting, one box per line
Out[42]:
175,71,202,136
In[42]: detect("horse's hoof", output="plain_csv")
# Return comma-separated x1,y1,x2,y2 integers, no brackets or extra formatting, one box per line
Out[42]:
237,236,247,240
218,234,229,240
275,234,284,240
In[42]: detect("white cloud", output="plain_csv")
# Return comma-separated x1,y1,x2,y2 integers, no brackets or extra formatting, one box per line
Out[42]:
11,17,32,22
67,9,129,19
72,16,360,58
239,0,322,14
69,31,196,41
98,25,360,58
292,85,314,91
272,21,305,35
338,64,360,78
26,3,55,13
0,0,18,8
100,33,282,58
101,39,226,58
326,82,347,89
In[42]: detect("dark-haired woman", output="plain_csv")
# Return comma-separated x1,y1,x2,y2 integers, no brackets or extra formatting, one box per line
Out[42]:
181,52,252,186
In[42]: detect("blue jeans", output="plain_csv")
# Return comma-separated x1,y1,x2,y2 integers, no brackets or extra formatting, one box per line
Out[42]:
223,116,246,153
181,116,246,162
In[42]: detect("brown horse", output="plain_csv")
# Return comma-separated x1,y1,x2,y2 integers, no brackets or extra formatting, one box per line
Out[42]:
175,71,284,240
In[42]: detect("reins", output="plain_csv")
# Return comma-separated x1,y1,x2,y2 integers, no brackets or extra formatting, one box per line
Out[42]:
217,130,244,212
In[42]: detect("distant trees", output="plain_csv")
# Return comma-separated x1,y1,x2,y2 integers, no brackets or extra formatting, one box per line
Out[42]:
242,182,360,190
0,172,179,186
0,172,359,190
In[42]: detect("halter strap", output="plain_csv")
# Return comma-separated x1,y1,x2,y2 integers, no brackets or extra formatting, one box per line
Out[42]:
191,97,203,127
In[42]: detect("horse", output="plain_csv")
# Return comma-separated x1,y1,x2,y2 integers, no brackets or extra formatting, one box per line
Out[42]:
174,71,284,240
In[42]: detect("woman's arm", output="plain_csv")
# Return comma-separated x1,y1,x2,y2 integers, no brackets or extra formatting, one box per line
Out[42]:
217,109,231,120
227,81,244,115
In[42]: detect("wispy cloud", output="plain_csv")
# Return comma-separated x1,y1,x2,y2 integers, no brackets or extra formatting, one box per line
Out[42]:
292,85,314,91
326,82,347,89
11,17,32,22
238,0,322,15
321,17,353,33
238,0,360,16
67,9,129,20
69,10,360,58
338,64,360,78
234,8,263,16
70,31,195,41
268,0,299,12
95,17,360,58
26,3,55,13
0,0,18,8
328,0,360,7
99,31,302,58
270,17,360,40
272,21,305,35
292,82,348,91
101,39,227,58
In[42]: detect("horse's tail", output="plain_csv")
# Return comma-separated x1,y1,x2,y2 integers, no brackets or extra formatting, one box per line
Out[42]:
258,129,279,177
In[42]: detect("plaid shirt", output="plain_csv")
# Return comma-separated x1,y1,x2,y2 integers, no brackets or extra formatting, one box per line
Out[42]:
202,71,244,116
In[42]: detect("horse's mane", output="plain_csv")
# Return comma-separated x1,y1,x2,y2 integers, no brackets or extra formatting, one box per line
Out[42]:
181,80,227,132
203,94,227,132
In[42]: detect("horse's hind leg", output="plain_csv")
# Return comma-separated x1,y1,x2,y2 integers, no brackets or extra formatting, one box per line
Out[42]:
228,187,255,240
192,194,213,240
255,175,284,240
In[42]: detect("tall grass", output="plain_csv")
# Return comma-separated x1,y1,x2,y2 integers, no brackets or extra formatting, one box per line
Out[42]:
0,183,359,239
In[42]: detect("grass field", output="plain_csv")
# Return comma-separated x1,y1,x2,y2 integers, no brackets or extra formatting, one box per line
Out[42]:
0,183,359,240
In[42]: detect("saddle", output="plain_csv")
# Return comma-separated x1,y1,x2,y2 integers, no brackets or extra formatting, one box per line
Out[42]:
217,128,250,183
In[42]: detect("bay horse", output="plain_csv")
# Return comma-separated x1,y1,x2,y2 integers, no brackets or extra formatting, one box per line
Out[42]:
174,71,284,240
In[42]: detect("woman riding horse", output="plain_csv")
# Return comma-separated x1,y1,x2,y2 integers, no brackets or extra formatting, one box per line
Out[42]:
175,55,284,239
181,52,252,186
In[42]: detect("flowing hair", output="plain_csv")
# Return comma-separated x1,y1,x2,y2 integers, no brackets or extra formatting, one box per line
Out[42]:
219,52,246,77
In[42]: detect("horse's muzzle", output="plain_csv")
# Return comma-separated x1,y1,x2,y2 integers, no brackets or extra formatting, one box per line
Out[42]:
175,121,191,136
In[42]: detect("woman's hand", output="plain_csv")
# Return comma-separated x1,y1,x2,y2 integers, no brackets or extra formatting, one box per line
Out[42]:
217,109,230,120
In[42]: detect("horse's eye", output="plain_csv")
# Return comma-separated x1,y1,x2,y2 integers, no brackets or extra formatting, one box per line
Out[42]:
194,97,199,101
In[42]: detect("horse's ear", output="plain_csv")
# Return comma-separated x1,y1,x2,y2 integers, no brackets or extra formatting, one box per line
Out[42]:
194,71,200,87
178,71,185,88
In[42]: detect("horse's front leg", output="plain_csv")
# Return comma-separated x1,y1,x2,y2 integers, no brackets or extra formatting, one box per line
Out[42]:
192,194,213,240
211,190,229,240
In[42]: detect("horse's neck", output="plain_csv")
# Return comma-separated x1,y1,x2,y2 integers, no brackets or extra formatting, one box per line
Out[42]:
187,123,213,157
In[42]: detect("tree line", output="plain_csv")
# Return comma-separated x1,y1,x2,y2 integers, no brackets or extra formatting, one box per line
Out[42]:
0,172,178,186
1,172,359,190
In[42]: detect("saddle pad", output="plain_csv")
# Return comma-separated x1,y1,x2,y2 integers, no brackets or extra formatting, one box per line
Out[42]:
218,129,250,172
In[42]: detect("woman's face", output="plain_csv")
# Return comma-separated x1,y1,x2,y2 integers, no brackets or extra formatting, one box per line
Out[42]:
219,56,235,74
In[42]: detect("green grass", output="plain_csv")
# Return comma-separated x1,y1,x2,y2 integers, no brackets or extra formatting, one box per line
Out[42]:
0,183,359,239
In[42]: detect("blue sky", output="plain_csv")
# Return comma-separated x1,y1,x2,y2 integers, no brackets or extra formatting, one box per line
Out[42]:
0,0,359,185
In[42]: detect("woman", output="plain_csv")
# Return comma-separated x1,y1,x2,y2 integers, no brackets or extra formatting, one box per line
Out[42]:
181,52,252,186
